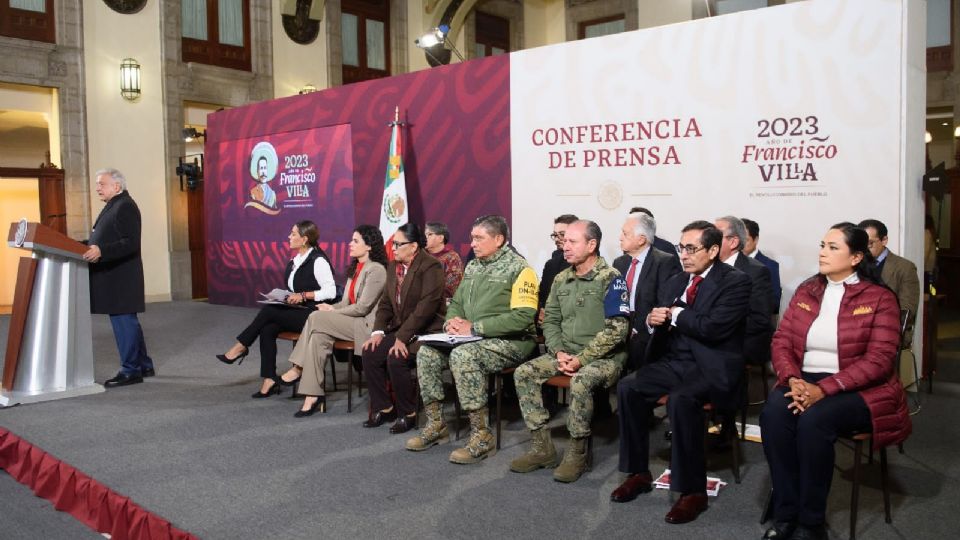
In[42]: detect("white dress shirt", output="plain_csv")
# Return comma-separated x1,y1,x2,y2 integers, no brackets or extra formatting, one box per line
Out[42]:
625,245,650,313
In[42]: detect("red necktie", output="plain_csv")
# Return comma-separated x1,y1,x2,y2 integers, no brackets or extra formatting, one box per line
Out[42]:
685,275,704,307
625,258,639,309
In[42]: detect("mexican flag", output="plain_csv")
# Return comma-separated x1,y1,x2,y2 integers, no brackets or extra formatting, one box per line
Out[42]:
378,109,408,260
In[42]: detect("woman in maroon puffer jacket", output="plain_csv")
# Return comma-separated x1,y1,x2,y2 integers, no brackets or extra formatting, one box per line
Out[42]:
759,222,911,540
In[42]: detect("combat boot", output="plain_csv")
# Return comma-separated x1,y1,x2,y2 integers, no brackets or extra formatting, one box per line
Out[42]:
405,401,449,451
510,427,558,472
449,407,496,464
553,437,589,483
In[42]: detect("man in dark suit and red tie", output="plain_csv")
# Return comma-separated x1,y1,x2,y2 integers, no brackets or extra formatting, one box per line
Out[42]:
611,221,751,525
613,212,682,371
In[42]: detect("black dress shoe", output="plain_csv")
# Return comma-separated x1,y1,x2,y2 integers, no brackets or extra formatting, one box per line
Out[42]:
294,396,326,417
665,492,708,524
142,368,156,378
363,408,397,428
251,380,282,399
763,521,797,539
389,414,418,434
610,472,654,502
104,373,144,388
791,524,827,540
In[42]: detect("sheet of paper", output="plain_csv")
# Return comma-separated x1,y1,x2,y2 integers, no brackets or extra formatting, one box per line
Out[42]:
417,333,483,344
654,469,728,497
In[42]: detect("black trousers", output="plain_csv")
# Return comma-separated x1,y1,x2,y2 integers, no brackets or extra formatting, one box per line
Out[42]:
626,330,651,372
617,358,713,494
760,372,871,527
361,334,418,417
236,305,312,379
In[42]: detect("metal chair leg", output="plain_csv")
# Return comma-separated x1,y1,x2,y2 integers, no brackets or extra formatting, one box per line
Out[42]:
454,399,462,441
495,373,503,450
740,369,749,441
587,434,594,470
330,352,338,391
732,423,741,483
881,447,891,523
452,382,462,441
357,359,363,397
347,352,353,413
761,361,770,397
850,438,863,540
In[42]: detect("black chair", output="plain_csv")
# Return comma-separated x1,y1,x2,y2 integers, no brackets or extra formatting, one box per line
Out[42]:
333,340,363,412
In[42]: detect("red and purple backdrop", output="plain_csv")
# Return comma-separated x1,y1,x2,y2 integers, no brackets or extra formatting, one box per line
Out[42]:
205,55,511,306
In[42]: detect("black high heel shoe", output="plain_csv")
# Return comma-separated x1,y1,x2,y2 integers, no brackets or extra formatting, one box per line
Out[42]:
251,379,281,399
294,396,326,417
217,347,248,365
278,372,301,387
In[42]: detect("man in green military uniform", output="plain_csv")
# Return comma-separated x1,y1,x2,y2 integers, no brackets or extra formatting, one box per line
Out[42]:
407,215,539,464
511,220,629,482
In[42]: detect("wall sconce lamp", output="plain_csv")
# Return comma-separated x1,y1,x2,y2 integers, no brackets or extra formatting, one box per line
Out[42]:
182,127,206,143
299,84,318,95
120,58,141,101
415,24,464,65
925,131,933,144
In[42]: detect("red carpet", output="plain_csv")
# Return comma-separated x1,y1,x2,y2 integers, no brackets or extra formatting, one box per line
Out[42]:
0,427,195,540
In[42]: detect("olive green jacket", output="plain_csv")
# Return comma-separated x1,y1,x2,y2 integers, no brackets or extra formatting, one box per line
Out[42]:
543,257,629,366
447,245,539,357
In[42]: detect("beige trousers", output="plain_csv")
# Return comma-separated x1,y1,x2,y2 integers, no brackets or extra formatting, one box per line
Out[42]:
287,310,358,396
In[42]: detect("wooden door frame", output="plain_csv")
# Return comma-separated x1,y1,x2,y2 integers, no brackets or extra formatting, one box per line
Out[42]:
0,165,66,234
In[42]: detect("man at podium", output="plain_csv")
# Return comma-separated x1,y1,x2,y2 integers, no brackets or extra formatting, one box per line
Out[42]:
82,168,153,387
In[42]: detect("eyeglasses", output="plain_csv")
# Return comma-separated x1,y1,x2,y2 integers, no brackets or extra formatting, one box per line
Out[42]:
676,244,707,255
549,232,566,240
392,241,414,249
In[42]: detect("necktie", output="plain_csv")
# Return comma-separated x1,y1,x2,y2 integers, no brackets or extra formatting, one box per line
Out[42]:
685,275,704,307
395,264,407,305
625,258,639,310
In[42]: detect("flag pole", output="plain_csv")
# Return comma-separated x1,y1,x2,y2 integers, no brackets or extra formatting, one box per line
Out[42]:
380,106,408,261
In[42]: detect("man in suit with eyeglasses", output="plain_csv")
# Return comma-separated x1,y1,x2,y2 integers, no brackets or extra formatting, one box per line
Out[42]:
610,221,751,525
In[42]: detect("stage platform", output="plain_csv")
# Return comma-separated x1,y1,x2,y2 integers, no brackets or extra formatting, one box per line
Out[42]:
1,301,958,539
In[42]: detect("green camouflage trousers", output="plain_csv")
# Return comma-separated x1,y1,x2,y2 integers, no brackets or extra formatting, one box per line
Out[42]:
514,354,622,438
417,339,525,412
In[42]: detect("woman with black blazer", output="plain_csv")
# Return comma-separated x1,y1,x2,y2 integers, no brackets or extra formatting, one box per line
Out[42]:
278,225,389,416
217,221,336,398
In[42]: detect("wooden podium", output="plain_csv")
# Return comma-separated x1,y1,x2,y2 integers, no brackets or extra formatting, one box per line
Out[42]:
1,220,103,406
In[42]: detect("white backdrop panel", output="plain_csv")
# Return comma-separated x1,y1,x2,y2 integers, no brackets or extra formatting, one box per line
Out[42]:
510,0,913,315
